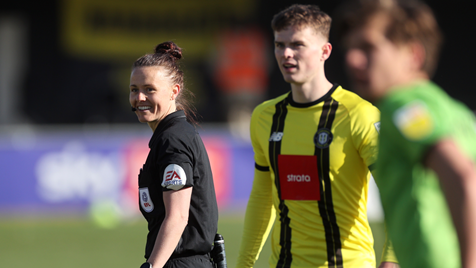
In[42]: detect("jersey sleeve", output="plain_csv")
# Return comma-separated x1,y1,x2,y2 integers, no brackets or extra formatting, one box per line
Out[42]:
250,105,269,167
235,105,276,268
350,101,381,167
382,97,447,164
156,136,195,191
235,167,276,268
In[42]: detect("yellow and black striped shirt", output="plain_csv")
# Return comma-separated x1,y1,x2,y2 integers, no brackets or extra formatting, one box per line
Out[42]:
237,85,381,268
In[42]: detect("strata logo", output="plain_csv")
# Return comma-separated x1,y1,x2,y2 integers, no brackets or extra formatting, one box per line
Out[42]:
287,174,311,182
162,164,186,190
278,154,320,200
269,132,283,142
35,141,123,203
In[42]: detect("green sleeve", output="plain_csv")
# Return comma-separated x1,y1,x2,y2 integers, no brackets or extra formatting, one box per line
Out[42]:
382,97,447,163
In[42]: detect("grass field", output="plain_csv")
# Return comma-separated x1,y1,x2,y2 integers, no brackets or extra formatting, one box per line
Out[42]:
0,214,384,267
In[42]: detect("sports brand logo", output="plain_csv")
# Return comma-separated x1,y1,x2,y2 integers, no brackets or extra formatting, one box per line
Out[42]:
139,187,154,212
314,128,333,148
278,155,320,200
162,164,186,190
269,132,283,142
165,170,181,181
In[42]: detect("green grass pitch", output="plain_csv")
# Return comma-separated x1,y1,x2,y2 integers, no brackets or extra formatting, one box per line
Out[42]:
0,214,384,267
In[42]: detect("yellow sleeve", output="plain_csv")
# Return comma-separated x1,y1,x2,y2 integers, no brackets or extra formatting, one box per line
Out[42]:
235,103,276,268
380,223,399,264
235,167,276,268
350,100,381,167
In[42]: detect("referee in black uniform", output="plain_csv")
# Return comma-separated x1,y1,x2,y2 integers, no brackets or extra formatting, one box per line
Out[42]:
130,41,219,268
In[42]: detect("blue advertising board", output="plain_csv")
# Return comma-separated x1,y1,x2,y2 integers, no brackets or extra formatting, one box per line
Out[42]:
0,126,255,216
0,125,382,221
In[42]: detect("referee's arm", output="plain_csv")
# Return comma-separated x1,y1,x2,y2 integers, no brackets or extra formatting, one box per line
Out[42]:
147,187,192,267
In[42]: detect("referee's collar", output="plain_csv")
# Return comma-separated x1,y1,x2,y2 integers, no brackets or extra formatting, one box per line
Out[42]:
149,110,187,148
287,83,339,108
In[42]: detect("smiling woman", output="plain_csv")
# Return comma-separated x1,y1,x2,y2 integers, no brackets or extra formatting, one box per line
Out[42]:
130,66,178,129
128,41,219,268
129,42,196,130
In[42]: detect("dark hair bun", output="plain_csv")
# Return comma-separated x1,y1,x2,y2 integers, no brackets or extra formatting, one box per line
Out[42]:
155,41,182,60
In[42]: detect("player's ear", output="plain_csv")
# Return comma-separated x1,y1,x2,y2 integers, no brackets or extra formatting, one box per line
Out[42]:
409,41,426,72
321,42,333,61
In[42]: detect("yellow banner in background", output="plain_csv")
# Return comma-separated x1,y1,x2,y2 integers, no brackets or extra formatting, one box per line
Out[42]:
60,0,257,62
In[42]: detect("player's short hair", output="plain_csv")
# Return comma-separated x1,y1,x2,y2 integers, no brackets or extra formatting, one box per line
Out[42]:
335,0,443,77
271,4,332,40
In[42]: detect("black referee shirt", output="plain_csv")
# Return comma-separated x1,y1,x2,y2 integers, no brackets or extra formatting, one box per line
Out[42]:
138,110,218,259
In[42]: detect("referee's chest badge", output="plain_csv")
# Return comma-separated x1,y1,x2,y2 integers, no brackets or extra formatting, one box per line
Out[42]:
139,187,154,213
314,128,333,148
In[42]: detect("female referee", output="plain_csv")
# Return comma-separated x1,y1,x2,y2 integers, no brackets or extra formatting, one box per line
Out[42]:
130,41,218,268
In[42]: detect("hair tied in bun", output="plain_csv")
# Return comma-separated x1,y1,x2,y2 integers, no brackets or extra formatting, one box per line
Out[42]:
154,41,182,60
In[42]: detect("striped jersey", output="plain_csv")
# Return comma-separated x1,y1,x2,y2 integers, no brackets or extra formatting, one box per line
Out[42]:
237,84,381,268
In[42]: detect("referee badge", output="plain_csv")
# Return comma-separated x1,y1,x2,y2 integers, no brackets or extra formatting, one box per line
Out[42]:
314,128,333,148
139,187,154,213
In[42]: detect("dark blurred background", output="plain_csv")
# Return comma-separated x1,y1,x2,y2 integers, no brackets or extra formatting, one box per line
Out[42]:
1,0,474,127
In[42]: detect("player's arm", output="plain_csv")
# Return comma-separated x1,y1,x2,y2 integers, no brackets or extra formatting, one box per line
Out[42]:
235,165,276,268
371,173,399,268
424,138,476,268
378,228,400,268
379,262,400,268
147,186,192,267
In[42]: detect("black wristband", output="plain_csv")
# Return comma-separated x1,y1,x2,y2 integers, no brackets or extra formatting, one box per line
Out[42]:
140,262,152,268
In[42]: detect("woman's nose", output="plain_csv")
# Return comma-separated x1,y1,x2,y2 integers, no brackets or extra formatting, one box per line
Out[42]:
137,91,147,101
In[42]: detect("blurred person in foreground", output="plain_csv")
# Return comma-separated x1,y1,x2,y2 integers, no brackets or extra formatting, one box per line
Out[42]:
130,41,218,268
335,0,476,267
236,4,397,268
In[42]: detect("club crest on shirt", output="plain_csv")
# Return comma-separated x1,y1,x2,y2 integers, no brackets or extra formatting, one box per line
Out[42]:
314,128,333,148
139,187,154,213
393,101,434,141
162,164,186,190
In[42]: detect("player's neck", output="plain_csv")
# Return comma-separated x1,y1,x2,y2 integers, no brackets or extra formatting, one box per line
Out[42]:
290,76,333,103
386,72,429,95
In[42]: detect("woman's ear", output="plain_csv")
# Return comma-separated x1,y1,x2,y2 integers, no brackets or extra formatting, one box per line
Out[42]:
171,84,180,100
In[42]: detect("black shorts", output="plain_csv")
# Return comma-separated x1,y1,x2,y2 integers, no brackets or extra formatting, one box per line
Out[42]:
164,254,214,268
